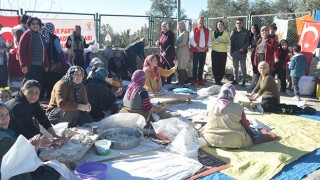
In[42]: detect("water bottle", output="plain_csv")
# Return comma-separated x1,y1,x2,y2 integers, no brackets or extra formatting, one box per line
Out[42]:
275,74,281,92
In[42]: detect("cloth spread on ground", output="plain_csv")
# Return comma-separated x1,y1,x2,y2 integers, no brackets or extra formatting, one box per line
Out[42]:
296,111,320,121
200,114,320,180
102,150,202,180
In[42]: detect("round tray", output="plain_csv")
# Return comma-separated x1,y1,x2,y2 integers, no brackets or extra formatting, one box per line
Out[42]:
101,127,143,150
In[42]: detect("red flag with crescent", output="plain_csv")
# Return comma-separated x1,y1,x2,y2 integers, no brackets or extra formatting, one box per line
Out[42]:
299,20,320,75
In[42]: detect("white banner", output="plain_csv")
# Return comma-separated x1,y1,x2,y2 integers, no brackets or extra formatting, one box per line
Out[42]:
42,19,96,49
273,18,288,40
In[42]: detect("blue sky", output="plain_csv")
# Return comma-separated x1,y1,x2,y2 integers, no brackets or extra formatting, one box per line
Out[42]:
0,0,207,20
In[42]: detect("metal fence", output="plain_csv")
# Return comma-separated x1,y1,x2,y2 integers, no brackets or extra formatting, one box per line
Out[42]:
208,15,248,33
0,8,314,48
251,11,311,45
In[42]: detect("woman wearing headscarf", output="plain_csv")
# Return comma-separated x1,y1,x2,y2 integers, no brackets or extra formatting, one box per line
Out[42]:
86,67,122,120
200,83,277,148
47,66,93,127
42,22,70,100
108,49,131,80
211,20,231,85
143,55,178,94
120,70,162,121
176,21,190,85
84,51,94,72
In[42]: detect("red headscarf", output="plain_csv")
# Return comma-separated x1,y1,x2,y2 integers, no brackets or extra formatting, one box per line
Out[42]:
143,55,160,80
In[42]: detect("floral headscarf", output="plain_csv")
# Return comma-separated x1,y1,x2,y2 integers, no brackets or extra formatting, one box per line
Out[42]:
92,68,109,81
42,22,55,44
125,70,146,100
214,83,236,114
61,66,84,103
143,54,160,80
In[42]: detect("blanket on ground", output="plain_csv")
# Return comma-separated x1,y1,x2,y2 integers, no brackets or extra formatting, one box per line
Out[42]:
201,114,320,180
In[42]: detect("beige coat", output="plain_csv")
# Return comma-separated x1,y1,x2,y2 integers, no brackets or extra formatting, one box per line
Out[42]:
200,102,253,148
176,30,190,70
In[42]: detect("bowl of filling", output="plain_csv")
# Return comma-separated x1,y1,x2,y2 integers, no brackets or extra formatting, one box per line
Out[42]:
101,127,143,150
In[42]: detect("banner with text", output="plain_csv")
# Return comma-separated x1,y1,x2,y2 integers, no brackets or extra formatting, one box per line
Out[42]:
42,19,96,49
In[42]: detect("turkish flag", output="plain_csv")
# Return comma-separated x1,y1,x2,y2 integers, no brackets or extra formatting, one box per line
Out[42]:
299,20,320,75
0,15,23,78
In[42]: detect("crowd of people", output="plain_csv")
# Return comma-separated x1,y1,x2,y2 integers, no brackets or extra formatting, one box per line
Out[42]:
0,14,314,179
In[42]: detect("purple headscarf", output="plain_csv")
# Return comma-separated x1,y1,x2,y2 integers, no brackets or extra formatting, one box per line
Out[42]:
125,70,146,100
214,83,236,114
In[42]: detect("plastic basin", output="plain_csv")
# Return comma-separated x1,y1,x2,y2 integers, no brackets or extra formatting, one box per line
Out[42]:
74,162,107,180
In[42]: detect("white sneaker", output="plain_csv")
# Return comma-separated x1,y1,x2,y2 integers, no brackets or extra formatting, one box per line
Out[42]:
286,89,294,97
292,96,301,101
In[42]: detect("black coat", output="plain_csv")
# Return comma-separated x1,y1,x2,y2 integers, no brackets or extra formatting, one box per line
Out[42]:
6,92,52,139
85,78,117,119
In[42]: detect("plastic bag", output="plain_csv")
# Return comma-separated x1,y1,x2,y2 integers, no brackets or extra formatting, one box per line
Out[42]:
99,113,146,130
298,76,316,95
151,117,197,141
166,128,199,158
197,85,221,99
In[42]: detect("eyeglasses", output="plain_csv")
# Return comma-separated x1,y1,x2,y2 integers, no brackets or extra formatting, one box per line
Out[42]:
31,22,39,25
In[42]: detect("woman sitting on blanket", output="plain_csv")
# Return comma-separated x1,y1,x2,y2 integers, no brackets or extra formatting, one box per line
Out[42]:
120,70,163,121
247,61,280,112
143,54,178,95
0,102,62,180
200,83,278,149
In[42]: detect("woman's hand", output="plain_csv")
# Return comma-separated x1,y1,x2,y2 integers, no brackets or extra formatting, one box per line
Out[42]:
52,136,68,145
78,104,91,112
114,89,123,97
173,60,178,70
29,134,53,149
150,106,163,113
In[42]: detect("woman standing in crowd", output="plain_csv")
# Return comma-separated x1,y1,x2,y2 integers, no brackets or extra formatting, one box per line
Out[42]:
143,55,178,94
108,49,131,80
253,26,278,75
159,21,175,84
6,80,62,140
211,20,230,85
247,61,280,112
84,51,94,73
124,38,146,74
275,39,290,93
0,24,9,88
200,83,277,148
176,21,190,85
120,70,162,121
47,66,93,128
18,17,49,90
42,22,70,100
248,24,260,89
0,103,61,180
86,68,122,119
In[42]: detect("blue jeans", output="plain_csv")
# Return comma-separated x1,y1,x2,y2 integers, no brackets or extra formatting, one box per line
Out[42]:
232,51,247,81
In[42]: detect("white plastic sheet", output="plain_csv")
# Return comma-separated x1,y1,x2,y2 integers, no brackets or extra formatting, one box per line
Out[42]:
99,113,146,130
1,135,42,180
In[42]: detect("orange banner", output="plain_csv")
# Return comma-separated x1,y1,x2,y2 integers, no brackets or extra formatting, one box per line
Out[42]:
296,14,313,38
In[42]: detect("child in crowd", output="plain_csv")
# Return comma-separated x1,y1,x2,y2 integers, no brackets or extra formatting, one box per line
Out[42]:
288,44,307,101
0,88,11,103
275,39,290,93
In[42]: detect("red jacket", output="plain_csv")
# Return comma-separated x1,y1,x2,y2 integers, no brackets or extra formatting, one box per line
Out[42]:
276,48,291,70
190,26,209,52
18,30,49,71
254,36,278,71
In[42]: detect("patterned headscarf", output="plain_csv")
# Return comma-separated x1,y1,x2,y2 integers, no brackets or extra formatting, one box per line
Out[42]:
143,54,160,80
214,83,236,114
125,70,146,100
42,22,55,44
92,68,109,81
61,66,84,103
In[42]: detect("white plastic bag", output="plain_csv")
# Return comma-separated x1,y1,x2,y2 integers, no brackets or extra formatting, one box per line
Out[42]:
151,117,197,141
197,85,221,99
99,113,146,130
298,76,316,95
166,128,199,158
